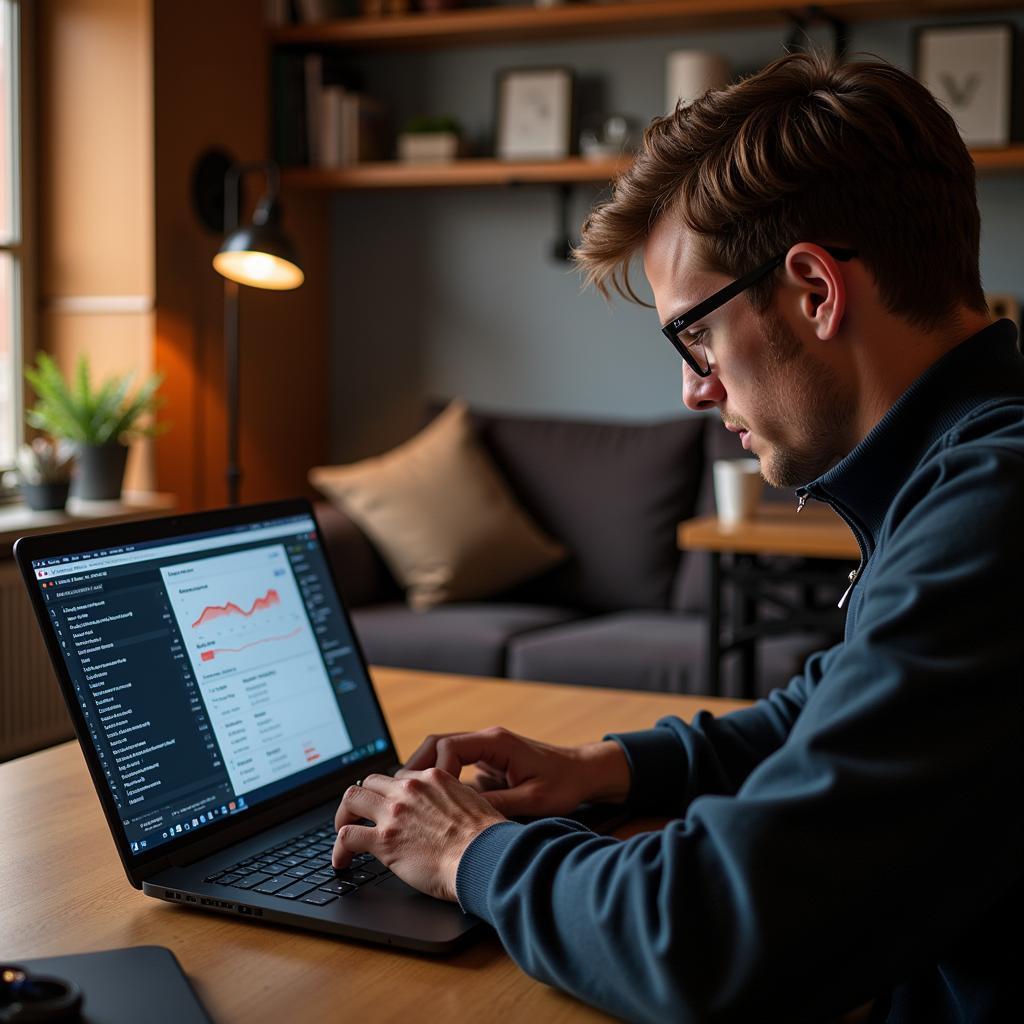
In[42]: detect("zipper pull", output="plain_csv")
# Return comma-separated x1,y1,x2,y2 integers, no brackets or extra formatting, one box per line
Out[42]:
796,493,808,513
838,568,859,609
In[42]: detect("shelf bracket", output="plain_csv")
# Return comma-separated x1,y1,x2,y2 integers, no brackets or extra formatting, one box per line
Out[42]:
784,6,849,59
550,183,577,263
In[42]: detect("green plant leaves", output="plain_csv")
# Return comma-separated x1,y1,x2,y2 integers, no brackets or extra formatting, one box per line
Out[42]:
24,353,165,446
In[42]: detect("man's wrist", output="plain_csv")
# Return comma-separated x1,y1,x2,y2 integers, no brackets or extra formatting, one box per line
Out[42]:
576,740,632,804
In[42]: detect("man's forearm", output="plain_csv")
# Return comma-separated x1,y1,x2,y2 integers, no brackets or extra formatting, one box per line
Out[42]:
575,740,632,804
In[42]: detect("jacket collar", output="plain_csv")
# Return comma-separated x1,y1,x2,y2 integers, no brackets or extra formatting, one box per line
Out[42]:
798,319,1023,554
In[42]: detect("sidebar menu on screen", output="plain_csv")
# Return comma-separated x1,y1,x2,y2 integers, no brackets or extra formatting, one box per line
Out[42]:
47,574,233,842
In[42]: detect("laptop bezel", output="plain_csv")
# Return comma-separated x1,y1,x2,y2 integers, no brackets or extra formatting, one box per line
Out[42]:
14,498,401,888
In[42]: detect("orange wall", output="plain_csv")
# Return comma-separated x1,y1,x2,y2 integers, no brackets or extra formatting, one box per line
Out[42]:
35,0,329,509
36,0,155,491
152,0,328,511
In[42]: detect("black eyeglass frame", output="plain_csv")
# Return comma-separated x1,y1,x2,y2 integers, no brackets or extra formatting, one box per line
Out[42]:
661,245,858,377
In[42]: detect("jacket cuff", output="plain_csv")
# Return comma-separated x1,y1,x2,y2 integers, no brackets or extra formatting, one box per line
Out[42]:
605,726,688,815
455,820,526,918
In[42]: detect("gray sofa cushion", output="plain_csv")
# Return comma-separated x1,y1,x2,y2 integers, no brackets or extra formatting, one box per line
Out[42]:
507,611,706,694
507,611,829,699
470,411,706,613
350,602,583,679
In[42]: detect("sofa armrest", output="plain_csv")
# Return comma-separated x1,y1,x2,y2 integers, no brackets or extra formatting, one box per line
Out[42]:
313,501,401,609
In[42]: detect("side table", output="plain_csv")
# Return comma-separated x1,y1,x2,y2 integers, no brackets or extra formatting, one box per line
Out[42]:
678,503,859,698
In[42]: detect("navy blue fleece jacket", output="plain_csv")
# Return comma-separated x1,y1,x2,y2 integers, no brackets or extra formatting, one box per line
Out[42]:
455,320,1024,1023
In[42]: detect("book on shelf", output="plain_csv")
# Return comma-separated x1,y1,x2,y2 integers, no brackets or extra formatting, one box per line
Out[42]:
266,0,359,25
272,51,388,167
320,87,388,166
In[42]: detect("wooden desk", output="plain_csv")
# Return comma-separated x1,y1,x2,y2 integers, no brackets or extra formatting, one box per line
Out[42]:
0,667,749,1023
679,504,859,698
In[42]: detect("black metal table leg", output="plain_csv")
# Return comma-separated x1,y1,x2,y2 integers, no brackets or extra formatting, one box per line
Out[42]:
735,554,758,700
707,552,722,696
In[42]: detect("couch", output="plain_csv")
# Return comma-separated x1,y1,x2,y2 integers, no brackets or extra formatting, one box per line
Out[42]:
314,408,838,699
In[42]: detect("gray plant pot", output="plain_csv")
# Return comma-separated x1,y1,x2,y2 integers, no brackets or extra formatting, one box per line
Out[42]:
70,442,129,501
21,481,70,512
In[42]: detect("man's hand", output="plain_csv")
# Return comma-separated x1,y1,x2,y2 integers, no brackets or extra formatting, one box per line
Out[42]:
398,726,632,818
332,769,506,902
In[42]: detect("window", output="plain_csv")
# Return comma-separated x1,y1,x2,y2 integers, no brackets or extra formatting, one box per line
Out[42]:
0,0,23,471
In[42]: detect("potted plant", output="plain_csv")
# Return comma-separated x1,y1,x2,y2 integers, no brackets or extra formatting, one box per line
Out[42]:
15,438,74,511
24,354,164,501
397,115,464,164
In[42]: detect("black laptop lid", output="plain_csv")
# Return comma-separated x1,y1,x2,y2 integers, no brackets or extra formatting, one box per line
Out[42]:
15,500,396,875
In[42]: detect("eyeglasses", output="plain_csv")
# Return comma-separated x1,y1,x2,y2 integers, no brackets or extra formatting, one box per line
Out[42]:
660,245,858,377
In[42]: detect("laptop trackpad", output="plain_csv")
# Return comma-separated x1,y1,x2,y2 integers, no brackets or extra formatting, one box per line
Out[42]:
377,874,425,898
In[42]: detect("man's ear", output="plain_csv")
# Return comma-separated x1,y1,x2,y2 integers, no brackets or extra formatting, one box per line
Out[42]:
783,244,847,341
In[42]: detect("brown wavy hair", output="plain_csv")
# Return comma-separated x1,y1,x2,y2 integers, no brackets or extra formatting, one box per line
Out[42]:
576,52,987,330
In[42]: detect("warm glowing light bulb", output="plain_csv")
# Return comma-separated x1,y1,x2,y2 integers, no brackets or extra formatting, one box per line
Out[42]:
212,250,304,290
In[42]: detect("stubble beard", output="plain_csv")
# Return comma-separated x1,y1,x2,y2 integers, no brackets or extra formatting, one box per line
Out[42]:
741,310,856,489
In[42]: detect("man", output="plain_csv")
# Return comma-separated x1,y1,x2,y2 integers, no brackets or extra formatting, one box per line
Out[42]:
332,53,1024,1022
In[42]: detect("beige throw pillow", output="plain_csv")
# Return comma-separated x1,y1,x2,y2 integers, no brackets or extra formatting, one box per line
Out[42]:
309,400,566,610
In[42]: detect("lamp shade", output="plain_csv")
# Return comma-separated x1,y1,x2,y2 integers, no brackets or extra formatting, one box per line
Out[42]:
213,191,304,290
213,222,304,290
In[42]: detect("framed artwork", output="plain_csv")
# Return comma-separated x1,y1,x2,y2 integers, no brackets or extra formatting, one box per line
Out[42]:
495,67,574,161
916,23,1016,148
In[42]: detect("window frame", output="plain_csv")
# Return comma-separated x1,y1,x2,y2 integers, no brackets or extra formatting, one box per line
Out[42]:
0,0,31,476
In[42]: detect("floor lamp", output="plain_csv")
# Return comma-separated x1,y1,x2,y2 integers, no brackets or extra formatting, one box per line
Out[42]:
211,161,304,506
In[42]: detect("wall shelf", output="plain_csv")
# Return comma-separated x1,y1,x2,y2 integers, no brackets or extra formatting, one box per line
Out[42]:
283,146,1024,191
282,156,632,189
269,1,1024,51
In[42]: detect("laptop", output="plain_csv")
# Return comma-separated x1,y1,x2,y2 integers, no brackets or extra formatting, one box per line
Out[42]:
14,499,484,953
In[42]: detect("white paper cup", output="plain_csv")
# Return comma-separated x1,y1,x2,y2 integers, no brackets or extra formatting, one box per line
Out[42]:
713,458,763,524
666,51,731,114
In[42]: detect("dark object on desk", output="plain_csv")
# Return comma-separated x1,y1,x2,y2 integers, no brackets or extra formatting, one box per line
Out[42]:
1,962,82,1022
14,947,209,1024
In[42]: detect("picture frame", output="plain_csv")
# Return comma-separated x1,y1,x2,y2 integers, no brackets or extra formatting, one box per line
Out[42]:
915,22,1016,149
495,67,574,161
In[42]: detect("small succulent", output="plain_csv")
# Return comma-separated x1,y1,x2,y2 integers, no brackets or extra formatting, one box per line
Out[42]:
403,115,461,135
16,438,75,485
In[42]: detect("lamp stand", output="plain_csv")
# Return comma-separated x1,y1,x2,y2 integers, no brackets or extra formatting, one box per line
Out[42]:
224,278,241,506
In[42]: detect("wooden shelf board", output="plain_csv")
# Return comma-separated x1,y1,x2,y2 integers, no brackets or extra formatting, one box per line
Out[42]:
283,146,1024,191
282,156,633,189
269,1,1024,50
971,146,1024,173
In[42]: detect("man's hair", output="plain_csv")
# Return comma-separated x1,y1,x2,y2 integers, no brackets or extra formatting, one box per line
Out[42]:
576,52,987,330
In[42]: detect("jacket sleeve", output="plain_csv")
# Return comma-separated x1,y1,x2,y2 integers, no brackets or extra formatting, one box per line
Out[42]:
603,641,842,817
455,441,1024,1024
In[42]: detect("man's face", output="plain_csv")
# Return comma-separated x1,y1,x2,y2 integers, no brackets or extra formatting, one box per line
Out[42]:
643,216,853,488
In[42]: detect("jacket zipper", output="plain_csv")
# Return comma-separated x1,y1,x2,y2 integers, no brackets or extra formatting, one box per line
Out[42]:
796,485,868,609
838,569,859,609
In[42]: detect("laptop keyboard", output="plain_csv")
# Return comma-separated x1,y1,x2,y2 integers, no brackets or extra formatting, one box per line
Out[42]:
203,821,391,907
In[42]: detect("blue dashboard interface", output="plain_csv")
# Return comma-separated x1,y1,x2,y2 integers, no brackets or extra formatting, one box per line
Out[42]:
29,513,389,857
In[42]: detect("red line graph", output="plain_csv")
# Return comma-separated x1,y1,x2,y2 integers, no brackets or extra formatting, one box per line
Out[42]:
191,589,280,629
199,627,302,662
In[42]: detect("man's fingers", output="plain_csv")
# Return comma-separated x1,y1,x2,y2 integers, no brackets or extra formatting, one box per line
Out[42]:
332,822,375,869
434,731,516,777
401,728,516,777
477,783,539,817
400,733,451,773
333,779,389,832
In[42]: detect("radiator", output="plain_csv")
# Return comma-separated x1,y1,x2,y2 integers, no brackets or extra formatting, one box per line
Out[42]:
0,561,73,761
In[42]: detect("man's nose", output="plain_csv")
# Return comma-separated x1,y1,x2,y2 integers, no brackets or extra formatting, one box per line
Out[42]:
681,363,725,411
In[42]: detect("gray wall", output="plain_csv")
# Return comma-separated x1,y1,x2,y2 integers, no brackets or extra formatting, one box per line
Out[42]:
328,12,1024,461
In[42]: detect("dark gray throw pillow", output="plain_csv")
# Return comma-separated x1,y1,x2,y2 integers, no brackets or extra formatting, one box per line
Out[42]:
469,410,706,612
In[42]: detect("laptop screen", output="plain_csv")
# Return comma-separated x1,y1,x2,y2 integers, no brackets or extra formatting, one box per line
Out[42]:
27,510,390,858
